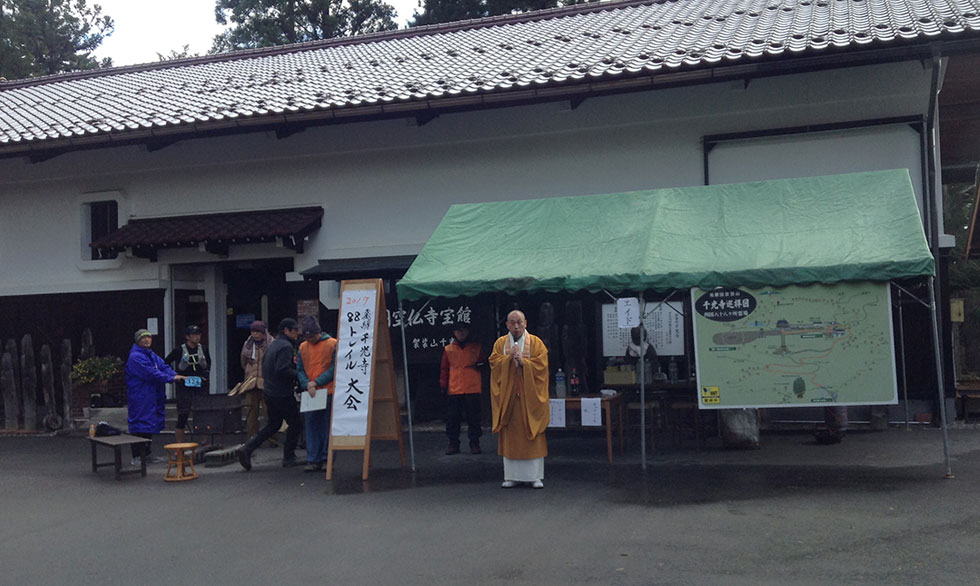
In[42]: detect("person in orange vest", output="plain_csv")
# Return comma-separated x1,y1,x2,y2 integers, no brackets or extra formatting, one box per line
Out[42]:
297,315,338,473
440,324,486,455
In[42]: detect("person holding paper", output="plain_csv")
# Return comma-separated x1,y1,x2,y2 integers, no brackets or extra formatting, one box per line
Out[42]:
239,320,278,447
439,324,486,455
239,318,303,470
489,310,550,489
297,315,337,473
164,324,211,444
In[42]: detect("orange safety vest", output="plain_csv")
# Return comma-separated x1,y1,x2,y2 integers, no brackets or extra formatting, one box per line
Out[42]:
445,342,483,396
299,336,338,394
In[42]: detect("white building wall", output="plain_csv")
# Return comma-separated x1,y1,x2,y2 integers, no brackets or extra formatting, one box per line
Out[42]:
0,60,934,298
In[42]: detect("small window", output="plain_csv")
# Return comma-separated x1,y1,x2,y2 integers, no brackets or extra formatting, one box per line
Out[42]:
89,200,118,260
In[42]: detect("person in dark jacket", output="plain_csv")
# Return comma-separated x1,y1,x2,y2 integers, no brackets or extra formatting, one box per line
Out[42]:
126,329,185,466
238,318,303,470
164,324,211,443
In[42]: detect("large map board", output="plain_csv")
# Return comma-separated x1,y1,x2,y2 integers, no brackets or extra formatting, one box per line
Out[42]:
691,282,897,409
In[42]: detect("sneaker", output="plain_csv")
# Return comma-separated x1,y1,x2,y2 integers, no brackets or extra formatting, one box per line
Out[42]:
532,480,544,489
303,462,324,473
147,455,165,464
445,444,460,455
501,480,516,488
238,447,252,471
130,457,142,467
469,443,482,455
282,457,299,468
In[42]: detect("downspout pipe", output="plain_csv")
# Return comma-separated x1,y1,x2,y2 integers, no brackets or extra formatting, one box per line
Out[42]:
925,44,952,478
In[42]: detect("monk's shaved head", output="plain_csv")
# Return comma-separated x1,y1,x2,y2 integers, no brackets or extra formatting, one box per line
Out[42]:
506,310,527,338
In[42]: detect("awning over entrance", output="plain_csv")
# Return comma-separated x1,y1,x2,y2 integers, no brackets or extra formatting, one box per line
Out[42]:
397,170,934,301
301,255,416,281
90,206,323,261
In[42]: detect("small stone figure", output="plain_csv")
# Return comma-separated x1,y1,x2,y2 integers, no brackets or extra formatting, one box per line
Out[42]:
537,302,561,392
561,300,589,396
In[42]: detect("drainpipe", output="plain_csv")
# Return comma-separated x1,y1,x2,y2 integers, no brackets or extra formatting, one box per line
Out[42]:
925,44,952,478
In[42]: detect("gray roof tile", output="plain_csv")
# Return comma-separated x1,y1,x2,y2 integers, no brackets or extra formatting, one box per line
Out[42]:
1,0,978,150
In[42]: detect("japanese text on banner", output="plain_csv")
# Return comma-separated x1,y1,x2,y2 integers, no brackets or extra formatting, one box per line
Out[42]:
331,290,377,437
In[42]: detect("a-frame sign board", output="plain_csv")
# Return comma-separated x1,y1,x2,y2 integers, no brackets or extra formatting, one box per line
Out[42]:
326,279,406,480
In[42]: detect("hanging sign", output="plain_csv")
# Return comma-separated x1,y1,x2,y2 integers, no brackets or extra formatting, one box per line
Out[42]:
616,298,640,329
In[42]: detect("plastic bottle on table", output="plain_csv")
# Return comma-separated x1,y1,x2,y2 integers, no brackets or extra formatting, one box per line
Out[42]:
555,369,566,398
570,368,580,396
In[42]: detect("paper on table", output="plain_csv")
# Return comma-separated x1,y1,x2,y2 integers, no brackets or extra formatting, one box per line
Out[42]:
300,388,329,412
548,399,566,428
581,397,601,426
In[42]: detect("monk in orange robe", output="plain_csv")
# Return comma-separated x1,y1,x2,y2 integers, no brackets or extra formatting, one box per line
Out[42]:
489,310,550,489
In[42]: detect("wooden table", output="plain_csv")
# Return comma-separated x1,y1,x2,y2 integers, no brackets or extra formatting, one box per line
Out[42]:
559,394,624,463
88,434,151,480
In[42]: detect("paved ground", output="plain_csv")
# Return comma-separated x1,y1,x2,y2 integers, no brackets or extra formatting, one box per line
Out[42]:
2,424,979,586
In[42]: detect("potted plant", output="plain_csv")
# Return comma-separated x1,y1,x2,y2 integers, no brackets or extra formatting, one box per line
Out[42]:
70,356,123,414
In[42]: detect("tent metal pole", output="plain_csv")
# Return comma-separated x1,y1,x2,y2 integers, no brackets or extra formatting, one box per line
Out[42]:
896,287,911,430
927,276,953,478
398,299,416,473
639,298,647,470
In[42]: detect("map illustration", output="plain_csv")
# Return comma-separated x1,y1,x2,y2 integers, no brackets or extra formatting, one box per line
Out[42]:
691,282,897,409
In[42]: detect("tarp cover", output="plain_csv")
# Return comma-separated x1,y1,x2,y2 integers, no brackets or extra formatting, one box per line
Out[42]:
397,170,934,301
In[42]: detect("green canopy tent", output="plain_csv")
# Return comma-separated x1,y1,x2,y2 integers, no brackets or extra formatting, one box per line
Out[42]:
396,170,949,473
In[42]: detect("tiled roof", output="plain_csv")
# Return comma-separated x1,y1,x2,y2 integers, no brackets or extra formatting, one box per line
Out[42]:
90,206,323,256
2,0,979,152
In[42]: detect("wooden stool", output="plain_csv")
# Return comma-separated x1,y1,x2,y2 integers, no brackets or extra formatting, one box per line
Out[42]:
163,442,199,482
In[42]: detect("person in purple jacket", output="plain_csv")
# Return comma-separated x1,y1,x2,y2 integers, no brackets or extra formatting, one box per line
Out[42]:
126,329,185,466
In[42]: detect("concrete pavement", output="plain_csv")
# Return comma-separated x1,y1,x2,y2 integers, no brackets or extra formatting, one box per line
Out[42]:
2,425,979,585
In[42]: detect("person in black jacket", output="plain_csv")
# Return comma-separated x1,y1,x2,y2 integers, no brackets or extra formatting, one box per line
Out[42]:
238,318,303,470
164,324,211,443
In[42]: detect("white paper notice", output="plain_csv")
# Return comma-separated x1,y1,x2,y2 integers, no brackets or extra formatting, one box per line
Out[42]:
581,398,602,427
616,297,640,329
300,389,328,413
601,302,685,356
331,288,377,436
549,399,566,428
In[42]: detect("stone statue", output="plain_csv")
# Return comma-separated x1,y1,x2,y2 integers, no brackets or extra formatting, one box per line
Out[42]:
60,339,73,429
1,352,18,430
79,328,95,361
40,345,62,430
537,302,561,391
561,300,589,395
21,335,37,431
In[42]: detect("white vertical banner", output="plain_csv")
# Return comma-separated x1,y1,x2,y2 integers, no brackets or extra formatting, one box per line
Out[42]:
331,288,378,436
548,399,566,428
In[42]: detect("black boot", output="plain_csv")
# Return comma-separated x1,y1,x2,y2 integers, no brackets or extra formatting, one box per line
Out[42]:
238,435,261,471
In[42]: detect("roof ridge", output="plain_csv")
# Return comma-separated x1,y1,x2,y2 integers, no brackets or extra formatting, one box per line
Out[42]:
0,0,662,90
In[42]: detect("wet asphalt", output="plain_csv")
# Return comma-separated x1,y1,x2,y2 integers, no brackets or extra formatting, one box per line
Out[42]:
2,424,979,586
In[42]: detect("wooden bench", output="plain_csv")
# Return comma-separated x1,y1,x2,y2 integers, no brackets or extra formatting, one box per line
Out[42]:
88,434,151,480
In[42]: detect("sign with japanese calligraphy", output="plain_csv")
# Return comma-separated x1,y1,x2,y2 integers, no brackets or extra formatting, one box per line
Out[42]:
331,289,377,436
601,302,685,357
386,300,486,362
691,282,897,409
616,298,640,329
326,279,406,481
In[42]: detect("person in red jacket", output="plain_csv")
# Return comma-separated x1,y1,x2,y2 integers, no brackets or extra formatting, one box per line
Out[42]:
440,325,486,455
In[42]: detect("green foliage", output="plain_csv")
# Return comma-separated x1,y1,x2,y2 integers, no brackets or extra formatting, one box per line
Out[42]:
944,181,980,293
70,355,122,385
211,0,397,52
0,0,113,80
410,0,593,27
158,44,198,62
